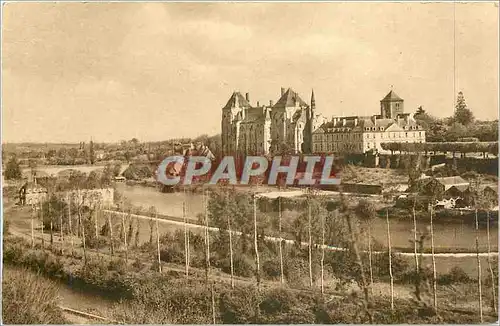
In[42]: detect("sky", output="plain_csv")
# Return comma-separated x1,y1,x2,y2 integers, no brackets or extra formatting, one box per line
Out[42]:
2,2,498,143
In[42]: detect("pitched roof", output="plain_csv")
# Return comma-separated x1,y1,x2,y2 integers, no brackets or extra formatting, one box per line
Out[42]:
446,185,470,193
435,176,469,186
223,92,252,110
273,88,308,108
381,90,403,102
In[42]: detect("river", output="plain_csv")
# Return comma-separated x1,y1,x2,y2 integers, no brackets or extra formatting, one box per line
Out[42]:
115,183,498,252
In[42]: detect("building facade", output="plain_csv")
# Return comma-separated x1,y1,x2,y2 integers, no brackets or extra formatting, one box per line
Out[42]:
221,88,324,155
312,90,426,154
221,88,425,155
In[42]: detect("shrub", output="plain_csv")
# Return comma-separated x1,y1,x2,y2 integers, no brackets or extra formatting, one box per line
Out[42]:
219,285,259,324
218,254,254,278
2,267,67,324
438,266,471,285
160,246,185,265
262,259,282,279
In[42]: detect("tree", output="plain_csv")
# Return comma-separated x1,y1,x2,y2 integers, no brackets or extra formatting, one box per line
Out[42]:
415,106,426,117
5,156,22,180
453,91,474,126
445,122,468,142
89,140,95,165
355,199,376,297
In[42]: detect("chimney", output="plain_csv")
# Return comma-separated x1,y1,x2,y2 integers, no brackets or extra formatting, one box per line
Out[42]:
281,87,285,96
245,92,250,102
269,100,274,106
342,118,346,126
257,101,260,107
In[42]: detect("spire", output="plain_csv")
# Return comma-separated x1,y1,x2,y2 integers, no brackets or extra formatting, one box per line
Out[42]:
311,89,316,110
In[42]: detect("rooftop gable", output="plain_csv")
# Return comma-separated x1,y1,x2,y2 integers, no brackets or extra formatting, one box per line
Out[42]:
273,88,308,108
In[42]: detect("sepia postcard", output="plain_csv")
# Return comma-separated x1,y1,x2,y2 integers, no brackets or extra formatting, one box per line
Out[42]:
1,1,499,324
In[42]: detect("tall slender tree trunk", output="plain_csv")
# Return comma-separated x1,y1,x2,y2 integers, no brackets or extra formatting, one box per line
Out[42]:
60,211,64,254
475,208,483,322
368,226,374,297
78,190,87,265
31,205,35,248
68,194,73,254
49,202,54,247
386,209,394,311
486,210,497,313
108,213,114,256
430,205,438,315
278,196,284,285
345,210,373,323
95,205,100,255
211,281,216,324
156,212,161,273
183,200,189,278
204,190,211,284
122,214,128,263
40,201,45,248
308,200,313,288
413,202,419,272
95,205,99,239
227,204,234,289
321,208,325,294
253,193,260,287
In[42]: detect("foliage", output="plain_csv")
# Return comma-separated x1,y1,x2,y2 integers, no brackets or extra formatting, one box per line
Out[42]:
380,141,498,156
5,155,22,180
2,267,67,324
453,91,475,126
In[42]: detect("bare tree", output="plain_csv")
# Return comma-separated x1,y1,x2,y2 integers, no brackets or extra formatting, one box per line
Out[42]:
342,194,373,323
155,210,161,273
31,204,35,248
204,189,211,284
429,205,437,315
278,196,284,285
226,191,234,289
49,201,54,247
183,199,190,278
486,210,497,313
77,189,87,265
474,208,483,322
68,193,74,254
308,198,313,288
108,212,114,257
320,202,325,294
121,204,128,265
253,193,260,287
40,201,45,248
386,208,394,311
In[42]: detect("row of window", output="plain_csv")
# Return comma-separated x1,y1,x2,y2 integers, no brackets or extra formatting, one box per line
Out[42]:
314,143,363,152
314,131,424,141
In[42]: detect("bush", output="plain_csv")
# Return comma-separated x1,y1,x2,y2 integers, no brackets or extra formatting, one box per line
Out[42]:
438,266,471,285
218,254,254,278
160,246,185,265
2,267,67,324
219,285,259,324
262,259,282,279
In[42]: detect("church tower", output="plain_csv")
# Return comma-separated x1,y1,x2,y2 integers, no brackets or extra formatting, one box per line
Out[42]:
380,89,404,118
306,89,316,153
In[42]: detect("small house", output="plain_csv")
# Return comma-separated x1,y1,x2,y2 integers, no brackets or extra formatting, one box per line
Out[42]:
19,182,48,206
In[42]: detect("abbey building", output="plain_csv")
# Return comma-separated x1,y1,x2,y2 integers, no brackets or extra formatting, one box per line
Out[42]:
221,88,425,155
